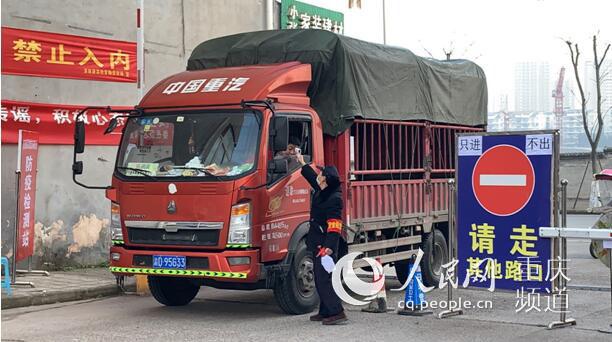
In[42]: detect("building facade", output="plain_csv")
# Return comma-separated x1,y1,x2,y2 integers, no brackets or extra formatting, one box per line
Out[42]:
514,61,551,112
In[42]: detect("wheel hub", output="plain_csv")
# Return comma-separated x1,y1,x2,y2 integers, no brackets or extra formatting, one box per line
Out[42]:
297,257,315,296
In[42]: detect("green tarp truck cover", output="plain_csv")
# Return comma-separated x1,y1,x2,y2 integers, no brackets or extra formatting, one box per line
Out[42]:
188,29,487,136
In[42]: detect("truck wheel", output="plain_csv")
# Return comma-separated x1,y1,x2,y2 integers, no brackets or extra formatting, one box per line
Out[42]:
394,230,448,287
421,229,448,287
273,240,318,314
148,276,200,306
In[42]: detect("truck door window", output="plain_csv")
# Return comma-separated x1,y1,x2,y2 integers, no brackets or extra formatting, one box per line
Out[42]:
268,117,312,183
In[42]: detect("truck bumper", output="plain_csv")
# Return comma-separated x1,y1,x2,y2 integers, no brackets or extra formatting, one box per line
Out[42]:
109,246,261,283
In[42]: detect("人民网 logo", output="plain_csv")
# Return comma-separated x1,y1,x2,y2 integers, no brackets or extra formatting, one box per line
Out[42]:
331,252,385,306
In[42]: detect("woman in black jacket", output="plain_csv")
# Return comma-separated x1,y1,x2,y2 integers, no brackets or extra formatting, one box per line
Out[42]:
297,154,347,325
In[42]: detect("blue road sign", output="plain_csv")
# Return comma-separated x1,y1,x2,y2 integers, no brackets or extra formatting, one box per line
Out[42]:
456,132,555,291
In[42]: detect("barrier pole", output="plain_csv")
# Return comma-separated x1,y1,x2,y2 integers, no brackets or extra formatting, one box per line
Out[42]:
547,179,576,329
11,171,34,288
438,179,463,319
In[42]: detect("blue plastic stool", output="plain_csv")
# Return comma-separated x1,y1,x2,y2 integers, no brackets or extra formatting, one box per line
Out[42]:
1,256,12,295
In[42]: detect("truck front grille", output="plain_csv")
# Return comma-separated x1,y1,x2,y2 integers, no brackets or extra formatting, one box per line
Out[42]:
124,220,222,246
127,228,219,246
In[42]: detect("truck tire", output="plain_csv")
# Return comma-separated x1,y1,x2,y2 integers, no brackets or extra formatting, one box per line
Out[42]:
273,240,318,314
148,276,200,306
421,229,448,287
394,229,448,287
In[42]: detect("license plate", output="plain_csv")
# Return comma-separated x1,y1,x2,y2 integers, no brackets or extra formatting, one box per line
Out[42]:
153,255,186,269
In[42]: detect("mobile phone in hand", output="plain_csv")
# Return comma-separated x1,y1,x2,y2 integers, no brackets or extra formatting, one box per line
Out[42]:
295,147,301,155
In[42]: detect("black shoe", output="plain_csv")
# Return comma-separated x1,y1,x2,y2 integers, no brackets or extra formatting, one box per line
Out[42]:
309,314,324,321
322,312,347,325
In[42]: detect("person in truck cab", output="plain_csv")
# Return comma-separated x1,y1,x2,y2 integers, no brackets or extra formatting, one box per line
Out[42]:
274,137,302,171
297,153,347,325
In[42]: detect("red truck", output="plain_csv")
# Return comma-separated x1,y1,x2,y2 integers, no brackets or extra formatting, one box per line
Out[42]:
72,30,486,314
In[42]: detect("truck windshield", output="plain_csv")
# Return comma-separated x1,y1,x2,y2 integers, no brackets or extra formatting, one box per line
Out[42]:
116,111,260,179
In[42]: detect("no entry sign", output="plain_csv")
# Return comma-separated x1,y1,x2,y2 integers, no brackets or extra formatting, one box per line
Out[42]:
456,132,556,291
472,145,535,216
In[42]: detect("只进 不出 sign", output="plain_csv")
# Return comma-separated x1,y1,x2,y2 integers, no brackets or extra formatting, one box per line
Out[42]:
456,132,556,291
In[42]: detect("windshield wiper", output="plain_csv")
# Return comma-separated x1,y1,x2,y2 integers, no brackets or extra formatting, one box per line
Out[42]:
170,166,223,180
116,167,158,181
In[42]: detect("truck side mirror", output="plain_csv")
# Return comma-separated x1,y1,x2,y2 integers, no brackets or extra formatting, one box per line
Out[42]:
272,116,289,152
268,158,288,174
104,118,118,135
75,121,85,154
72,105,132,190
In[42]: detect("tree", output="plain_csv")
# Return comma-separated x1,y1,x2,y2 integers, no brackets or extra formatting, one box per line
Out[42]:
566,35,610,175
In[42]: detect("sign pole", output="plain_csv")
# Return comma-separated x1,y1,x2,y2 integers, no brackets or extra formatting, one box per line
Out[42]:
609,245,612,328
382,0,387,44
551,132,561,292
11,171,20,285
137,0,145,101
438,178,463,319
547,179,576,329
11,170,34,288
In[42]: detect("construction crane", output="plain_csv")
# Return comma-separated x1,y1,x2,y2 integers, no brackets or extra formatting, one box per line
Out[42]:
552,67,565,132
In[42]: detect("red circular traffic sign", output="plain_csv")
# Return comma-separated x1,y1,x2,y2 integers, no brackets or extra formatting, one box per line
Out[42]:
472,145,535,216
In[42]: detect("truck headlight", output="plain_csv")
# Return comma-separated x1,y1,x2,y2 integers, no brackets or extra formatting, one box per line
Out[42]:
111,203,124,244
228,202,251,244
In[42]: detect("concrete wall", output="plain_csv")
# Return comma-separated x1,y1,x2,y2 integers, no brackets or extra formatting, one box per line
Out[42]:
560,151,611,211
1,0,268,269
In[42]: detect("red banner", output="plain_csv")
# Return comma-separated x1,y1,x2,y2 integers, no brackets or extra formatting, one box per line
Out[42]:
1,100,131,145
2,27,136,83
16,130,39,262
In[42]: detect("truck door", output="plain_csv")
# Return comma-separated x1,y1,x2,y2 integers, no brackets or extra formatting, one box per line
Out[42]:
261,114,313,262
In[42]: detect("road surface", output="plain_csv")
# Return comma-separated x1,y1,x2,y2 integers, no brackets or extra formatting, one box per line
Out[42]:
2,215,611,341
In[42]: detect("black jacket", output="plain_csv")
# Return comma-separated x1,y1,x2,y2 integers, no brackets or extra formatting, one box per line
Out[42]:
301,164,343,253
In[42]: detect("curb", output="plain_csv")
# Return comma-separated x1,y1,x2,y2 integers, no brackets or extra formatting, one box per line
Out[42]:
1,283,136,310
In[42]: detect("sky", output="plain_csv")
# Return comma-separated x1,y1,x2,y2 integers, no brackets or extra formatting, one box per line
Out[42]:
385,0,612,112
301,0,612,112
